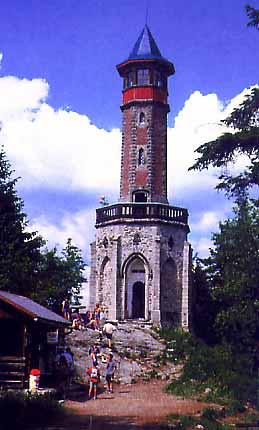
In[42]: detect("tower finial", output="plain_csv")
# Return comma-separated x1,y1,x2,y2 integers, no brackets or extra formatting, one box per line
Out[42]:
145,0,149,25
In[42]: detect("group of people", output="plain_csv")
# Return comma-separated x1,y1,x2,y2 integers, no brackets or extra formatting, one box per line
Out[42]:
61,299,109,332
56,342,116,401
59,299,117,400
86,343,116,400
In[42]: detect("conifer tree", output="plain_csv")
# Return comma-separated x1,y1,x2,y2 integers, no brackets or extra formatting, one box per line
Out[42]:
206,198,259,356
190,5,259,197
0,146,44,296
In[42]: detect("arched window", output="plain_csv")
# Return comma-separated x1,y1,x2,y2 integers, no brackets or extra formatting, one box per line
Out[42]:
139,112,145,124
138,148,145,165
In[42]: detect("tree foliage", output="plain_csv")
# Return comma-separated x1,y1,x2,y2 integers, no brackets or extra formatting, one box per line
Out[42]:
246,4,259,29
191,257,217,343
189,6,259,197
0,146,86,311
205,198,259,357
0,146,44,296
35,240,86,312
189,88,259,196
189,5,259,403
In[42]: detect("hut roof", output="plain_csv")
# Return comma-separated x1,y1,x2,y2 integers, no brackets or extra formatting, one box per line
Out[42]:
0,290,70,327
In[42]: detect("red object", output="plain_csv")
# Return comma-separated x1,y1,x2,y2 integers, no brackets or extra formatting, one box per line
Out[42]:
30,368,40,376
123,87,167,105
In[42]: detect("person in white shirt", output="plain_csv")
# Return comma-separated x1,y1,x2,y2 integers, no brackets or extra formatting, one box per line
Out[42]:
103,322,116,349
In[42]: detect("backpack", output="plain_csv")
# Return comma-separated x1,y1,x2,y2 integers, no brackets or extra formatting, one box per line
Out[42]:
90,367,98,379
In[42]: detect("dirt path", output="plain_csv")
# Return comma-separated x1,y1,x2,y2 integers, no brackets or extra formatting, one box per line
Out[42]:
60,380,210,429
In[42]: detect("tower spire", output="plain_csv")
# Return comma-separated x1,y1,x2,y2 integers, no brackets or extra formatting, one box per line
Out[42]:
145,0,149,25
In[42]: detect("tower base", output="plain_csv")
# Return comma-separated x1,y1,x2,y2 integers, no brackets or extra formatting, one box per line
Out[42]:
89,204,191,329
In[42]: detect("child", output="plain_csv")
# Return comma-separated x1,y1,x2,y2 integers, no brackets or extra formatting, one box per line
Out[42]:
86,360,100,400
106,353,116,394
89,343,100,364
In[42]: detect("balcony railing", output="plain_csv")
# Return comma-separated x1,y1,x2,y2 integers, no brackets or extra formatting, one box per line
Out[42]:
96,203,188,226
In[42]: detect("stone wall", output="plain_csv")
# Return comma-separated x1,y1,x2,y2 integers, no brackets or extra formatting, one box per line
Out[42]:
89,220,191,328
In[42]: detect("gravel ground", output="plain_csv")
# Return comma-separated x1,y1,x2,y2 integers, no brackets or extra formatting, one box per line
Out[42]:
58,379,210,429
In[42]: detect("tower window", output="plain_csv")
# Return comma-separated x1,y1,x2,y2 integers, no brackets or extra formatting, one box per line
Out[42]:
153,70,164,88
133,191,148,202
138,148,145,165
128,71,135,87
139,112,145,125
137,69,150,86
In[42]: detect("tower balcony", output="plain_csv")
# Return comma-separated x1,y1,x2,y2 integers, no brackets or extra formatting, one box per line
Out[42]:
96,202,189,229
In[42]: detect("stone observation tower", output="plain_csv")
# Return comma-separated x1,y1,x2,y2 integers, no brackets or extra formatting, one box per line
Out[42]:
90,25,191,328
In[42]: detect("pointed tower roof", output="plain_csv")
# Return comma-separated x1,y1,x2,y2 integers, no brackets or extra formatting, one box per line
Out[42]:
117,25,174,76
128,25,164,61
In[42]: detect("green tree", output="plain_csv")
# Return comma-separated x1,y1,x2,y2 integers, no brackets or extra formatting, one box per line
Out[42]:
206,198,259,357
34,247,67,311
0,146,44,296
246,4,259,29
190,87,259,197
190,6,259,197
192,257,217,343
36,240,86,312
0,146,86,312
61,238,86,306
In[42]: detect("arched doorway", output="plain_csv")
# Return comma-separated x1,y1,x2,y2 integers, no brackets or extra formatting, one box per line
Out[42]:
132,282,145,318
125,256,146,319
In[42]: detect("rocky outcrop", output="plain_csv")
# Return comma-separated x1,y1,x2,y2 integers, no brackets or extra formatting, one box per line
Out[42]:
67,321,181,385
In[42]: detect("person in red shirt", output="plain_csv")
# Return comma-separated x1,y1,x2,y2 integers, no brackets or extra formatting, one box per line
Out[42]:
86,360,100,400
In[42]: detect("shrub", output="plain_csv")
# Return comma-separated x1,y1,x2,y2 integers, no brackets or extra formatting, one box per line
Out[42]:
168,410,231,430
164,329,257,407
0,391,64,430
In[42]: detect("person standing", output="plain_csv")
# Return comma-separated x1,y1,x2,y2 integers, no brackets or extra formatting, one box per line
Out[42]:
103,322,116,349
94,303,101,327
62,297,70,320
63,347,74,386
106,353,116,394
89,343,100,364
86,360,100,400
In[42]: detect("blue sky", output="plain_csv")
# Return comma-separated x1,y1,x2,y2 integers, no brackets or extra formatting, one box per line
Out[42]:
0,0,258,273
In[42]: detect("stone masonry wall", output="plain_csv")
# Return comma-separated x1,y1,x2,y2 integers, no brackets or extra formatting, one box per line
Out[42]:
89,220,190,327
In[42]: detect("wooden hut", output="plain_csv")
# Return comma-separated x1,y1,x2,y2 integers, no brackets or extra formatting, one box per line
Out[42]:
0,290,71,388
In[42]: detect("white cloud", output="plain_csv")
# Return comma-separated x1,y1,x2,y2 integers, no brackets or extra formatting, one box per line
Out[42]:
0,75,255,200
0,88,121,193
29,208,95,262
167,86,258,199
0,76,48,121
192,210,225,233
0,53,3,69
28,211,92,306
0,73,254,259
192,237,214,258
